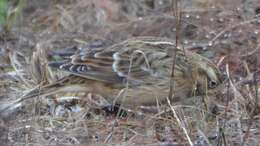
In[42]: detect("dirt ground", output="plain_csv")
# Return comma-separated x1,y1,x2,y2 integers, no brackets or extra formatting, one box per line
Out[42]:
0,0,259,145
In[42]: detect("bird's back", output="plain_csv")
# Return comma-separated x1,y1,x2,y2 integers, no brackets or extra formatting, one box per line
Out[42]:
47,36,223,106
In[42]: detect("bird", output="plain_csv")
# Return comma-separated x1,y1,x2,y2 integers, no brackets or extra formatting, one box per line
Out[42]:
1,37,224,112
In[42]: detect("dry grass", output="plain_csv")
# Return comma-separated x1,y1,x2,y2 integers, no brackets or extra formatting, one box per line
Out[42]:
0,0,259,145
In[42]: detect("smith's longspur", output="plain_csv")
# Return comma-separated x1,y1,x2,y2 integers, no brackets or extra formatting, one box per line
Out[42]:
5,37,224,110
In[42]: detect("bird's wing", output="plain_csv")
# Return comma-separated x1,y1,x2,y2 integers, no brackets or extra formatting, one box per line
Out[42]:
48,37,175,84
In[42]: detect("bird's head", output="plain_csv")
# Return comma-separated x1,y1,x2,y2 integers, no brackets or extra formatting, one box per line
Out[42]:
191,55,224,95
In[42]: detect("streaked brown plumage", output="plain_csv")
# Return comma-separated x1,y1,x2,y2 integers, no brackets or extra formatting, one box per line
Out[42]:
9,37,224,109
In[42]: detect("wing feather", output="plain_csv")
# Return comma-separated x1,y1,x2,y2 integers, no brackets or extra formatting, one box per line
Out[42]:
49,37,177,84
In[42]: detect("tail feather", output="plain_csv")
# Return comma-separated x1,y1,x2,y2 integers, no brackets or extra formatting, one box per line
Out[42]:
0,98,23,115
0,76,73,114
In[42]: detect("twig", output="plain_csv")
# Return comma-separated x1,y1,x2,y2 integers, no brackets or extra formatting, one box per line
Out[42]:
209,17,260,45
167,1,193,146
216,64,232,146
166,98,193,146
242,69,259,144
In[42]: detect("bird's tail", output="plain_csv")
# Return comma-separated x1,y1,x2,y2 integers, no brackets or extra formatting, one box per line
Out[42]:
0,76,69,115
0,75,92,116
0,46,84,115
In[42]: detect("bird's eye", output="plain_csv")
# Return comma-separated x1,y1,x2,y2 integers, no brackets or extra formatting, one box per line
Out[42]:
208,80,217,88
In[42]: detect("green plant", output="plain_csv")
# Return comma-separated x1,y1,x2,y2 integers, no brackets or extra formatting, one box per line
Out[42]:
0,0,27,33
0,0,7,26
